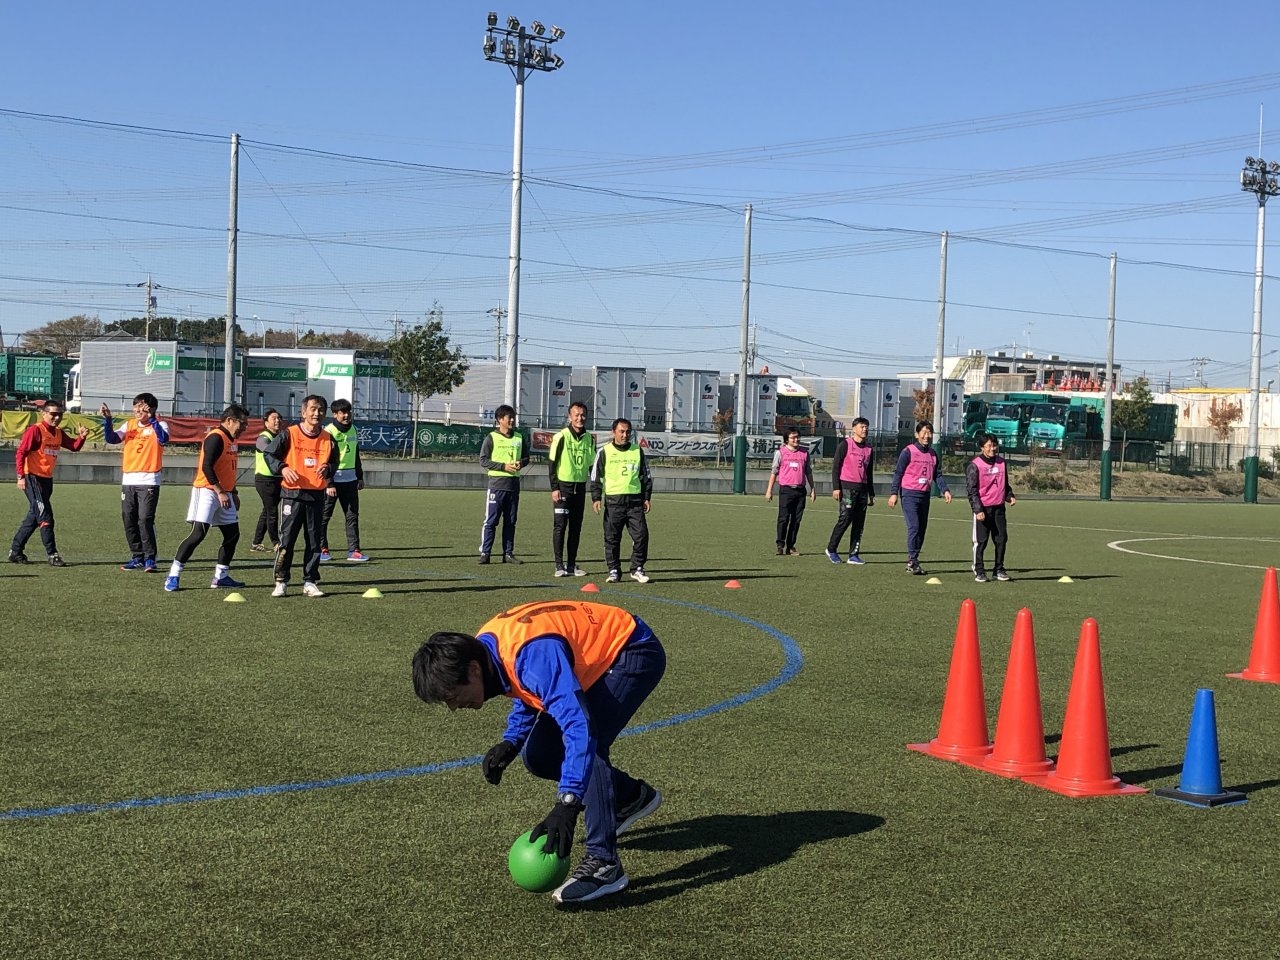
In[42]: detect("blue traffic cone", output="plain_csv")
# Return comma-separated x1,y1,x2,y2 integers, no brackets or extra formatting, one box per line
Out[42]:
1156,689,1246,808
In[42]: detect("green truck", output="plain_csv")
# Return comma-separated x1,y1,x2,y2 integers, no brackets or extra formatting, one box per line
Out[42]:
1,353,76,404
1025,394,1177,460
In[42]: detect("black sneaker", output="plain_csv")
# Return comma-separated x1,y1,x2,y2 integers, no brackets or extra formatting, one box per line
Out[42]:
616,781,662,835
502,554,522,565
994,570,1012,582
551,856,629,905
48,554,67,568
477,555,490,565
974,572,988,583
907,563,925,576
8,551,29,565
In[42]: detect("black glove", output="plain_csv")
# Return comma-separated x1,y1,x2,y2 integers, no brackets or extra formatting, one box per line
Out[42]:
531,800,581,858
482,740,519,786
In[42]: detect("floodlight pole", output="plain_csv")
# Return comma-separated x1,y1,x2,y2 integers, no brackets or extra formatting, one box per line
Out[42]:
484,14,565,411
1240,155,1279,503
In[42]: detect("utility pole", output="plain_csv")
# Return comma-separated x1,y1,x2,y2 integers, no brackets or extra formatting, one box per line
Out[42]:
135,277,159,340
488,304,508,360
1189,357,1210,387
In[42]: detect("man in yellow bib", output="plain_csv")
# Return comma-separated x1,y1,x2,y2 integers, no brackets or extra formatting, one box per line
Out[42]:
412,600,666,905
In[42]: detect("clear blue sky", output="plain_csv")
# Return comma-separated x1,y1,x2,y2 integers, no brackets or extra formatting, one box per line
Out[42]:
4,1,1280,387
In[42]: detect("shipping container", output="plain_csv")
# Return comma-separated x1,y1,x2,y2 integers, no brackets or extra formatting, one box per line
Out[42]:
72,340,235,415
518,363,573,429
4,354,75,401
667,369,719,432
591,367,645,430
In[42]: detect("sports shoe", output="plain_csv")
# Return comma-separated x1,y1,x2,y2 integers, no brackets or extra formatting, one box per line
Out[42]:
347,550,369,562
776,545,785,556
846,554,866,565
571,567,587,577
787,548,800,556
616,781,662,836
302,581,325,598
249,542,267,553
995,570,1012,582
825,549,842,564
8,551,29,564
974,572,989,583
120,558,145,571
271,581,288,598
48,554,66,568
554,566,569,578
551,856,629,905
211,575,246,589
477,554,491,565
319,549,332,562
907,563,925,576
606,570,621,583
502,554,522,564
164,576,180,592
630,568,650,584
143,558,157,573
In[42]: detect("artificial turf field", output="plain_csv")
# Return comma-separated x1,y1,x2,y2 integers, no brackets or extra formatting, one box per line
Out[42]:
2,484,1278,959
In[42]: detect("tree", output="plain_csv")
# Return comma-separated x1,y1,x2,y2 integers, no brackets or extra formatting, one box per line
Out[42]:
1112,376,1153,470
388,303,469,456
21,315,103,355
1206,397,1243,441
711,406,734,466
911,387,934,427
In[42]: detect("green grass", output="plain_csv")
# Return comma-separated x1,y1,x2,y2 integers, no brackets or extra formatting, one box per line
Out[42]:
2,486,1279,959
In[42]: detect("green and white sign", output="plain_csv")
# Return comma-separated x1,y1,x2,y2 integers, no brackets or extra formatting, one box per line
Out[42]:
144,349,175,375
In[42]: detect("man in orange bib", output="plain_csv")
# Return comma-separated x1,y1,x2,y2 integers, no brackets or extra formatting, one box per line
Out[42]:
10,399,88,567
412,600,666,905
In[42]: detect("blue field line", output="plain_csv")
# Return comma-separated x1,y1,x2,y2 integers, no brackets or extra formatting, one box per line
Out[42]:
1,598,802,823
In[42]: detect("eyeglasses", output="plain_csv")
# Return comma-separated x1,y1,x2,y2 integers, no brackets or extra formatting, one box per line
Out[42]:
44,411,63,419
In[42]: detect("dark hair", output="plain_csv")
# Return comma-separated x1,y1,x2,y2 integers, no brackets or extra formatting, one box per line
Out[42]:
784,427,801,441
132,392,158,410
612,418,632,431
42,399,63,413
330,398,353,414
412,632,487,704
978,432,998,447
221,404,250,422
495,404,516,421
915,421,933,434
852,417,869,429
302,394,328,413
263,407,280,420
568,401,588,416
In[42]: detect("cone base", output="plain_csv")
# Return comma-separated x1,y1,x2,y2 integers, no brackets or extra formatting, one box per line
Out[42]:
907,741,993,769
1024,772,1147,797
1154,786,1247,808
983,756,1055,779
1227,670,1280,685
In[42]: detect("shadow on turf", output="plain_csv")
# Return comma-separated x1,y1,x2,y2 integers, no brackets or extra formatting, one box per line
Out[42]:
565,810,884,909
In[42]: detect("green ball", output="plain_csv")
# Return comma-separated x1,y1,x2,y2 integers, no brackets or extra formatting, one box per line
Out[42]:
508,830,571,893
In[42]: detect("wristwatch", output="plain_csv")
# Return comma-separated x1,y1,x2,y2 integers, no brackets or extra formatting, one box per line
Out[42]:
558,792,583,809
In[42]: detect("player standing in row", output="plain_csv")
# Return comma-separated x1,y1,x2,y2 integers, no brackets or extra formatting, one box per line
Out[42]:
9,399,88,567
164,405,250,592
590,418,653,584
548,401,593,577
102,393,169,573
411,599,666,905
478,404,528,565
250,408,283,553
966,433,1016,583
763,428,815,556
887,421,952,575
825,416,874,565
320,398,369,563
262,395,338,598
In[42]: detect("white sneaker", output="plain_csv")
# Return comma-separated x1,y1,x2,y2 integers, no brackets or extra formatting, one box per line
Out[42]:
571,566,587,577
302,581,325,598
630,569,650,584
271,581,287,598
554,567,568,578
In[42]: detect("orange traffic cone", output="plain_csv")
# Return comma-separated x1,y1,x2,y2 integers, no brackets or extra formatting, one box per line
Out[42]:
724,579,742,589
908,598,992,768
1027,618,1145,797
1228,567,1280,684
983,608,1054,778
580,582,600,593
